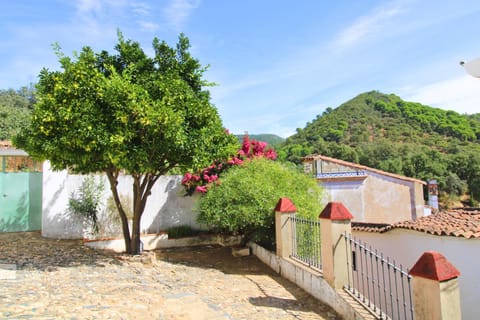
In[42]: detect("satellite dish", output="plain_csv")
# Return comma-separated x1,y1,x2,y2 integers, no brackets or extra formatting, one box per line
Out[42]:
460,58,480,78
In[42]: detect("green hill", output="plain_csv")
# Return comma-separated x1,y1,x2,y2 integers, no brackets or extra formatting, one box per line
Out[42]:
278,91,480,205
236,134,285,147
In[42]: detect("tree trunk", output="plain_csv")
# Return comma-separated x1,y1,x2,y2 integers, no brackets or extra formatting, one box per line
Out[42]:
106,170,159,255
128,173,158,254
106,169,132,253
129,210,142,254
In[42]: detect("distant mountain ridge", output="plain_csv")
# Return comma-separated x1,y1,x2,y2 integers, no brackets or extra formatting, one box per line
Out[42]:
278,91,480,206
236,134,285,147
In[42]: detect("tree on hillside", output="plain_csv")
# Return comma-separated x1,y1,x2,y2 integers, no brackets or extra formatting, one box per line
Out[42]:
15,32,238,254
0,86,35,140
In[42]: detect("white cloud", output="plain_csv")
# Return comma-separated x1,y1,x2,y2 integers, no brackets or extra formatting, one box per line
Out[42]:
163,0,200,31
73,0,158,34
138,21,159,32
332,2,404,49
401,76,480,115
75,0,103,14
130,2,150,16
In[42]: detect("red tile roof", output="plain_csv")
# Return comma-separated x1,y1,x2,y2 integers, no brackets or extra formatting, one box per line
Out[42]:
394,209,480,239
351,222,393,233
304,154,426,185
353,209,480,239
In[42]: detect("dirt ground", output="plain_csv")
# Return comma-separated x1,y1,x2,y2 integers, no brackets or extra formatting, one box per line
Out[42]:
0,232,342,319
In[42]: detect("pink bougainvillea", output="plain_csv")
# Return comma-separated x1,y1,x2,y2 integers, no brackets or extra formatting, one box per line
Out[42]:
182,134,277,195
195,185,208,193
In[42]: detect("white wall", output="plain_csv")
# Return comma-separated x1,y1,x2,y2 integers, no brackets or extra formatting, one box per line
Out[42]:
353,229,480,320
42,161,202,239
323,179,365,221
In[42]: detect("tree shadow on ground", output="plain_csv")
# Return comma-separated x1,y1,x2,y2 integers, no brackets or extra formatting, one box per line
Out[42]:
0,231,122,271
155,245,341,319
2,232,340,319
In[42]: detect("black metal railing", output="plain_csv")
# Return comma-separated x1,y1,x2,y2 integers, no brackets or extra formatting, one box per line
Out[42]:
343,233,414,320
290,216,322,270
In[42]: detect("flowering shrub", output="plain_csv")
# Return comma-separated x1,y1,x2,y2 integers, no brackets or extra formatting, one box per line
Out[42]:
182,134,277,195
197,157,324,247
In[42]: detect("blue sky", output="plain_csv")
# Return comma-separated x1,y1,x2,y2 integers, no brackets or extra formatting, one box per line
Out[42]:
1,0,480,137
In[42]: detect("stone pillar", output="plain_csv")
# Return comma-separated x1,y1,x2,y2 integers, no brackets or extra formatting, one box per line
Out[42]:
274,197,297,258
409,251,461,320
319,202,353,289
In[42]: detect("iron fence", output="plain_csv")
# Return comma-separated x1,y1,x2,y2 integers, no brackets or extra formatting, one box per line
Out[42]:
343,233,414,320
290,216,322,270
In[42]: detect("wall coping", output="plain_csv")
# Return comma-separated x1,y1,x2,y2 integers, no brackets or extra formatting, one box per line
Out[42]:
274,197,297,213
319,202,353,221
409,251,460,281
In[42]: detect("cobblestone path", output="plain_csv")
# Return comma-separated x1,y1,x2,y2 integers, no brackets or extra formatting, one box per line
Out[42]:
0,232,340,319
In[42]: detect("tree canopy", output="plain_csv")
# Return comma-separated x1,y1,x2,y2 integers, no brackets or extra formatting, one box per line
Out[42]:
16,32,238,253
0,86,35,140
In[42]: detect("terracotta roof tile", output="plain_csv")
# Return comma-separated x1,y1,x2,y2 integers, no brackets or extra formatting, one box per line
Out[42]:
393,209,480,239
351,222,393,233
353,209,480,239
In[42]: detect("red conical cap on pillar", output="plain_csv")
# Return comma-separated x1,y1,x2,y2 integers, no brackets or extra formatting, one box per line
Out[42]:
319,202,353,220
409,251,460,281
274,197,297,213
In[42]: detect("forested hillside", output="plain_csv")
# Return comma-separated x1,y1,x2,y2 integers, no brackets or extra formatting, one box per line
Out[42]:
0,87,35,140
278,91,480,204
236,134,285,147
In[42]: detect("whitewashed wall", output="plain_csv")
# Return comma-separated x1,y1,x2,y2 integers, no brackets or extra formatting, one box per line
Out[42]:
42,161,202,239
353,229,480,320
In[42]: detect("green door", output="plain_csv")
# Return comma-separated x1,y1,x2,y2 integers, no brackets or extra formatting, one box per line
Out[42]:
0,172,42,232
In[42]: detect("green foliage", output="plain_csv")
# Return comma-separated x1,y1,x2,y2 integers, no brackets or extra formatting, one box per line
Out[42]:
443,173,468,196
0,87,35,140
197,157,325,245
106,194,133,220
469,193,477,207
68,176,104,234
293,218,321,266
167,225,201,238
278,91,480,202
15,32,238,254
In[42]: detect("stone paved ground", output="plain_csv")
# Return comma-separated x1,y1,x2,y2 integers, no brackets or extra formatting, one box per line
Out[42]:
0,232,341,320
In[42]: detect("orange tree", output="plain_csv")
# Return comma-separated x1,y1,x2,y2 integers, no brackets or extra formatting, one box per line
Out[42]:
15,32,237,254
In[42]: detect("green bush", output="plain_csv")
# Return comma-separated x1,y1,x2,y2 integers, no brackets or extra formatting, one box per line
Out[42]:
197,157,325,246
68,176,104,234
167,225,201,239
